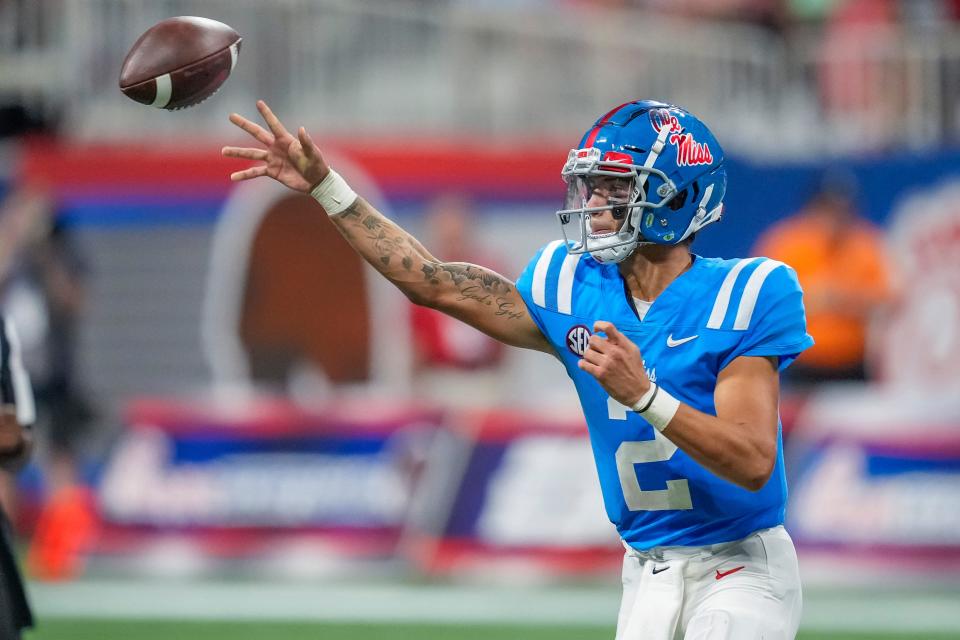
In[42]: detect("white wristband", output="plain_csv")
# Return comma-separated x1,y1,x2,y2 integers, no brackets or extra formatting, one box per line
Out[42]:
310,169,358,216
631,384,658,414
632,383,681,432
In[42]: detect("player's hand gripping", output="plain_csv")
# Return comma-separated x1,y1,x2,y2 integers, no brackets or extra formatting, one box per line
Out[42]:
578,321,652,408
222,100,329,193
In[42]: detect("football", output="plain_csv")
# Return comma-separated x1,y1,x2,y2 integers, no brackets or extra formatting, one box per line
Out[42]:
119,16,241,110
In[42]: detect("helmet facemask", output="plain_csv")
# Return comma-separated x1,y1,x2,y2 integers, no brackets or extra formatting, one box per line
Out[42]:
556,144,679,264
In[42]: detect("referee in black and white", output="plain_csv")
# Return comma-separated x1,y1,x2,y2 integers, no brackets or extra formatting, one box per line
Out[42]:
0,315,34,640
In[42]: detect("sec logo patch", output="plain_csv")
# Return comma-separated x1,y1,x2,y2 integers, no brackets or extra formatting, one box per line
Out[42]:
566,325,591,356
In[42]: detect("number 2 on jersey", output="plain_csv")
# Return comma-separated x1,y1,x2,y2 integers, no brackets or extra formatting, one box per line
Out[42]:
608,397,693,511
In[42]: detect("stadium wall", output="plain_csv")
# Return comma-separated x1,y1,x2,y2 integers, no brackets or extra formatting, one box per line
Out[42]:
19,139,960,256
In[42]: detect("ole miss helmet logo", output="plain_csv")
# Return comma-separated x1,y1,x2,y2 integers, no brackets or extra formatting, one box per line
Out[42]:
649,108,713,167
650,108,683,134
566,325,592,356
670,132,714,167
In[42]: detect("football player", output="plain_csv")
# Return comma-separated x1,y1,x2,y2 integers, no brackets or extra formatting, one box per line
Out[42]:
223,99,812,640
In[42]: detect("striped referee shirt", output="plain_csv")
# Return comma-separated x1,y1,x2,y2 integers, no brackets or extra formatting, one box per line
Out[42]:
0,315,35,427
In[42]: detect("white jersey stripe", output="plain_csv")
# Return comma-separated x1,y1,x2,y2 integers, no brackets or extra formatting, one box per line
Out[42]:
531,240,564,307
734,259,784,330
706,257,760,329
556,251,583,315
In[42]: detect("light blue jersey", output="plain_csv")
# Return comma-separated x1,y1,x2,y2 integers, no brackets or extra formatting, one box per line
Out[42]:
516,241,814,550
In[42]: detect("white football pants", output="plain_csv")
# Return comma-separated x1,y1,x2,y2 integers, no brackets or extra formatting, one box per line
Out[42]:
615,526,802,640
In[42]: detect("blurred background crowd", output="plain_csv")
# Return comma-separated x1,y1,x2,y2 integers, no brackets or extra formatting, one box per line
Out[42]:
1,0,959,637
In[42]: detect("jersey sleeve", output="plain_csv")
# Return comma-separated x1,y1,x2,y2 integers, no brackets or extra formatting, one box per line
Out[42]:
515,240,563,340
723,262,814,371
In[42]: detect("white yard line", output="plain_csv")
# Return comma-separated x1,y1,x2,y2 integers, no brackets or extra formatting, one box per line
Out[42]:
27,580,960,634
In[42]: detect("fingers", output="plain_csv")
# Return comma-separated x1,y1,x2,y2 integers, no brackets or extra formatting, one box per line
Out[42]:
257,100,291,139
580,345,605,367
229,112,273,146
286,138,306,165
593,320,624,344
587,334,608,354
298,127,319,159
221,146,268,161
230,166,269,182
577,358,601,376
580,333,607,370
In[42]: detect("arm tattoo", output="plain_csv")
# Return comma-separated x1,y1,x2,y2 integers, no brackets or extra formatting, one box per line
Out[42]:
334,200,525,321
421,263,440,285
436,264,524,320
339,202,421,271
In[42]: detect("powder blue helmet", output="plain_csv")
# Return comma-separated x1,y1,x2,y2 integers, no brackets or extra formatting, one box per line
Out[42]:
556,100,727,263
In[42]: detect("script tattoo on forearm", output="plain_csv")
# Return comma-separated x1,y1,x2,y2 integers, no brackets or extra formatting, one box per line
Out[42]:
336,200,524,321
425,263,524,320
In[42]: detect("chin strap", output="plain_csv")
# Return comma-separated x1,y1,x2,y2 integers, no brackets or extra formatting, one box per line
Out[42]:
697,183,714,213
618,126,672,252
677,182,722,243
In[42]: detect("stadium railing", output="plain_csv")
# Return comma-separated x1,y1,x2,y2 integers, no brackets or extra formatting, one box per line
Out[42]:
1,0,959,156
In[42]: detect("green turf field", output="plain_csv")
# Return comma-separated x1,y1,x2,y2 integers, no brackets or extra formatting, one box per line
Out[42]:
21,620,960,640
26,579,960,639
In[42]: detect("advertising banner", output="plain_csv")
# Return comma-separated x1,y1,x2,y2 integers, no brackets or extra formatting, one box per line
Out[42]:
96,396,441,569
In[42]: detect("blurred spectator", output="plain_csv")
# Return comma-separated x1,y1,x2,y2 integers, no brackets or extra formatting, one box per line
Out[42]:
753,174,894,384
787,0,841,21
565,0,786,29
898,0,960,27
817,0,904,150
0,186,96,580
409,194,505,406
896,0,960,142
0,315,35,640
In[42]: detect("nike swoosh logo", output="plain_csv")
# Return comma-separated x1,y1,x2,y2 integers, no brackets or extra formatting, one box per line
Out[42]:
666,334,698,347
715,565,745,580
652,565,669,575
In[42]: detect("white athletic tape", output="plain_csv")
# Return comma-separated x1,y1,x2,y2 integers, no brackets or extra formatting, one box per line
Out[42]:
632,383,681,432
310,169,358,215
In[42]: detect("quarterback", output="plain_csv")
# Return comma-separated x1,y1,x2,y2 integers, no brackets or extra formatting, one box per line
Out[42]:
223,99,812,639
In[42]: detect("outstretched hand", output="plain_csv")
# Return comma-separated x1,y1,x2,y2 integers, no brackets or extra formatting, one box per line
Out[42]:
578,320,652,408
222,100,329,193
